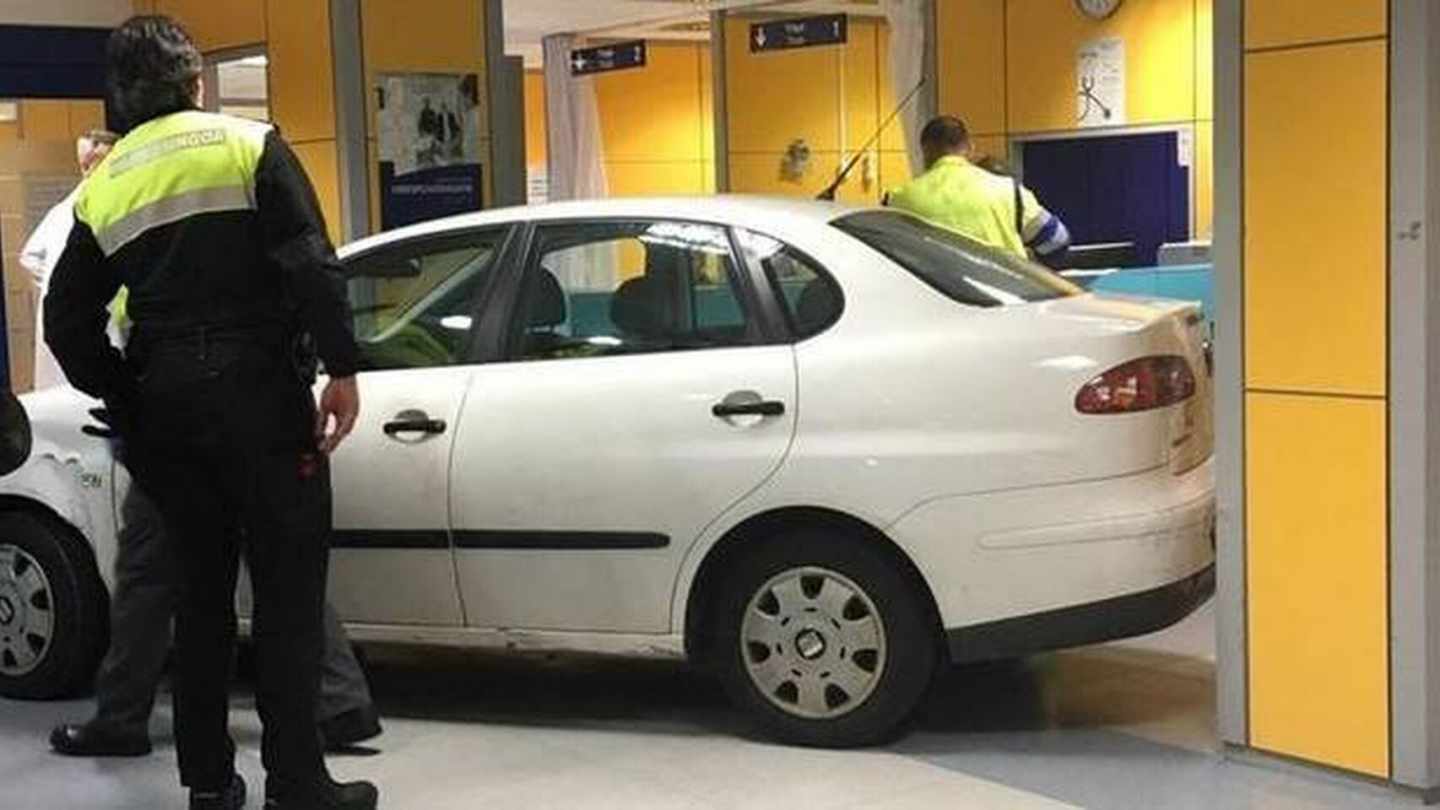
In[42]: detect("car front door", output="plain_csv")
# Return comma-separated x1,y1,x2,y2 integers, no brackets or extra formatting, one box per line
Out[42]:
449,219,797,633
324,227,513,626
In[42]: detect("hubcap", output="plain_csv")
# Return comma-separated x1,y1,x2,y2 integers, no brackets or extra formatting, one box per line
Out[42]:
740,566,886,720
0,544,54,677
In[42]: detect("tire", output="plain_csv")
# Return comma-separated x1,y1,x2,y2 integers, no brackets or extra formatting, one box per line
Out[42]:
711,526,939,747
0,510,108,700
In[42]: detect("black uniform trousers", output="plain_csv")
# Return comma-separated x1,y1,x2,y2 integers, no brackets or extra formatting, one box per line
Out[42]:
126,329,331,791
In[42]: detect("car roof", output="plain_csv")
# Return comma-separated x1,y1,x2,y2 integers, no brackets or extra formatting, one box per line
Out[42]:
338,195,873,258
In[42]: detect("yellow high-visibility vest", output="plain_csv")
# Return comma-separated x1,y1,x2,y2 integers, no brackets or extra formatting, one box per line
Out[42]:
75,110,272,258
886,155,1046,259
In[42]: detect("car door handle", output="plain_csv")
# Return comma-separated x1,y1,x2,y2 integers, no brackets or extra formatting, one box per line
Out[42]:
383,415,448,436
712,400,786,418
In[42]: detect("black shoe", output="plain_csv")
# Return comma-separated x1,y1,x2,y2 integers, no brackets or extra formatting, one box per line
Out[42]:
190,773,246,810
320,705,383,751
49,722,152,757
266,777,378,810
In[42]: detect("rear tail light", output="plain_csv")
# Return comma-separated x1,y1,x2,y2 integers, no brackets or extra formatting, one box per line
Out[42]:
1075,356,1196,415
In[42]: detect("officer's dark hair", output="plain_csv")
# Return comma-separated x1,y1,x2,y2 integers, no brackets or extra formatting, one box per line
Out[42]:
920,116,971,153
106,15,203,133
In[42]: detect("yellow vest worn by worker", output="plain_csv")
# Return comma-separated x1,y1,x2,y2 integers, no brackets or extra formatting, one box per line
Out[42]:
886,155,1044,258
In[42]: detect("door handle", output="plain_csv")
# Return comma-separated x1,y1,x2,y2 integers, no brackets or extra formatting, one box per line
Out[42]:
712,400,785,418
383,412,448,436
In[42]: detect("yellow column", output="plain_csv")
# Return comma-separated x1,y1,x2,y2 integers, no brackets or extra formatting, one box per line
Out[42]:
1242,0,1390,777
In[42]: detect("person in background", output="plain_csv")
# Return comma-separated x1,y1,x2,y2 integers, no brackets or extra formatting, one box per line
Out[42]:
45,15,374,810
28,141,381,774
20,130,119,390
886,116,1071,267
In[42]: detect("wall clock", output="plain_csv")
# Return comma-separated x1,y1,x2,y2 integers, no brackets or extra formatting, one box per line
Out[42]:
1076,0,1123,20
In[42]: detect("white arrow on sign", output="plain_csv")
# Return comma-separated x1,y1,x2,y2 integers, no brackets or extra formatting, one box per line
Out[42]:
571,54,588,72
755,28,767,48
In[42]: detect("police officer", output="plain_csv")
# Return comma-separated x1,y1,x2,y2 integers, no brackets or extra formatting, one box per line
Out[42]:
45,16,375,810
887,116,1071,265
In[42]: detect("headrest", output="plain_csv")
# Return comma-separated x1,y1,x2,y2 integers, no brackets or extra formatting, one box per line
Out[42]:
610,276,671,338
795,278,839,333
527,269,567,328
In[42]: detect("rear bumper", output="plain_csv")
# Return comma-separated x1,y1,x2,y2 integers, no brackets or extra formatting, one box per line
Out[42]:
946,564,1216,663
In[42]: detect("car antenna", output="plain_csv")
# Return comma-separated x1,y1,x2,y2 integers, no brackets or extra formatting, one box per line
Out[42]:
817,76,927,202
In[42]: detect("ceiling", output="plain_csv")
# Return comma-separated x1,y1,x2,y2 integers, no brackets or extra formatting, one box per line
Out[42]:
502,0,884,69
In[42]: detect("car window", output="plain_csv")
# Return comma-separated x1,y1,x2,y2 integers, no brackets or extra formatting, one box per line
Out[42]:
735,229,842,339
509,220,758,361
345,229,508,370
833,210,1080,307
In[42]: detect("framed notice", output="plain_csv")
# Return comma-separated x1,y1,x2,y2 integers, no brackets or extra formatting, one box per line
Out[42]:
375,72,485,230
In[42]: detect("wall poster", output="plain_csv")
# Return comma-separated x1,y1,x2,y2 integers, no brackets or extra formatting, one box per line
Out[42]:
1077,37,1126,128
375,72,485,230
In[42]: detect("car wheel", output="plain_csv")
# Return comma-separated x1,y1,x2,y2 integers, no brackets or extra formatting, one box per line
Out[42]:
0,510,107,700
712,527,938,747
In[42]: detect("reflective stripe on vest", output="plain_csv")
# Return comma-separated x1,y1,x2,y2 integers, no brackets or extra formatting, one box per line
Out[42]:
76,111,272,257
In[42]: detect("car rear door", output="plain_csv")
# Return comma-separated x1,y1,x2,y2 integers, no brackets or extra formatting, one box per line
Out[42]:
322,226,514,626
448,219,797,633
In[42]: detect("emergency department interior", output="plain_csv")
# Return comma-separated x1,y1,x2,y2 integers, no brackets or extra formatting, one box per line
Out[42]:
0,1,1438,809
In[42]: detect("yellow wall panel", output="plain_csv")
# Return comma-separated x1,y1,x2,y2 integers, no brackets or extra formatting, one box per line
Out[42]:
843,20,880,159
266,0,335,144
969,134,1009,165
1246,393,1389,777
936,0,1006,136
879,151,912,195
604,162,705,198
154,0,265,52
1195,0,1213,120
362,0,486,79
699,48,715,161
1245,0,1386,50
21,101,72,142
291,141,341,244
1195,121,1213,240
1006,0,1195,133
67,101,106,139
0,123,17,145
728,151,838,198
726,16,841,153
1244,42,1386,396
523,71,547,171
594,44,707,164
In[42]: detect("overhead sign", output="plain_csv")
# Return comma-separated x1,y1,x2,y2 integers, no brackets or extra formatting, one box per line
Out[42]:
751,14,848,53
570,40,647,76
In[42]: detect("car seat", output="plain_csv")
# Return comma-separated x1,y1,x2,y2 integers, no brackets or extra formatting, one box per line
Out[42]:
609,275,675,349
521,268,569,358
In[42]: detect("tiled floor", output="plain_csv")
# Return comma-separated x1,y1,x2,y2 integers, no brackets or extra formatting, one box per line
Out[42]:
0,602,1426,809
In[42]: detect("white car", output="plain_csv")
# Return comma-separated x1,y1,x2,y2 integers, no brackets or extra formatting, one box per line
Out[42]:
0,196,1215,746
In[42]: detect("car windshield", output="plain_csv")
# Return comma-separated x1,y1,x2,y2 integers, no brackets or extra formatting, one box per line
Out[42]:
832,210,1081,307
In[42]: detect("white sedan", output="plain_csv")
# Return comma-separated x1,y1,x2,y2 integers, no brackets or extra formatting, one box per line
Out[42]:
0,196,1215,746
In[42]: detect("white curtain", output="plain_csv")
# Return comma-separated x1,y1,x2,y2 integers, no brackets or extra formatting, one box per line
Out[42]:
543,34,608,201
882,0,934,176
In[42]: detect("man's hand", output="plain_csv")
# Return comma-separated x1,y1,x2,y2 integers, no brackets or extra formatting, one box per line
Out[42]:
316,376,360,455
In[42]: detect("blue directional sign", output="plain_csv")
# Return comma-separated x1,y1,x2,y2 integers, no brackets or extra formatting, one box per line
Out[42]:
570,40,647,76
750,14,848,53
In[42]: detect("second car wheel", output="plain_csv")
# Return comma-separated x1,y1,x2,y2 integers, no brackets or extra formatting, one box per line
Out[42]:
0,509,108,700
711,525,939,747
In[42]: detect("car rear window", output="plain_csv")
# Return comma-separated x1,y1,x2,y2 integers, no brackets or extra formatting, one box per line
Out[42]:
832,210,1081,307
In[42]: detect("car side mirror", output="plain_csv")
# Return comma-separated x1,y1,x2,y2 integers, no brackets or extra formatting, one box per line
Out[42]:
0,390,31,476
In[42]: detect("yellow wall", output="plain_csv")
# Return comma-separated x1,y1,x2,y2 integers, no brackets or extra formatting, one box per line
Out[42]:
935,0,1214,238
524,43,716,198
724,16,907,204
143,0,344,243
1241,0,1390,778
593,43,714,196
362,0,492,226
0,100,108,391
523,70,547,176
